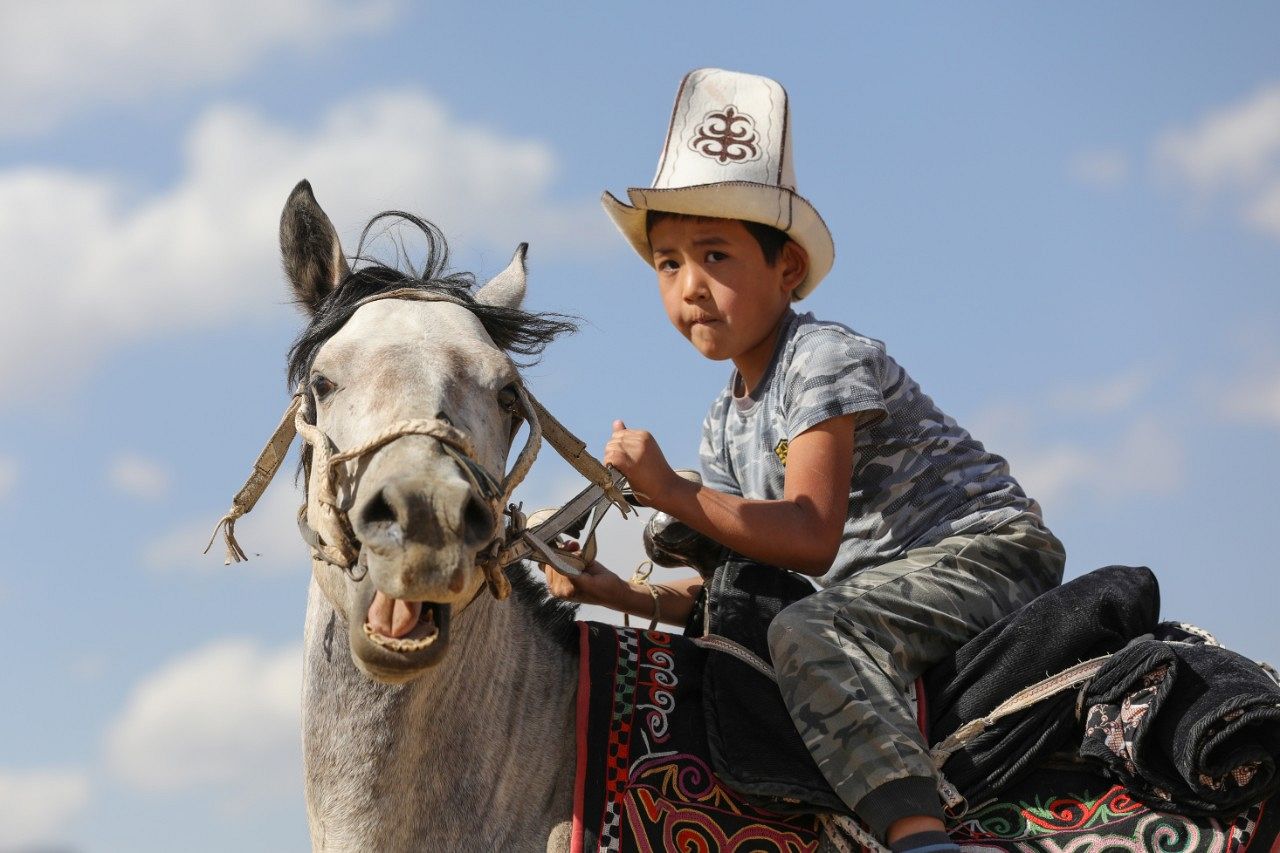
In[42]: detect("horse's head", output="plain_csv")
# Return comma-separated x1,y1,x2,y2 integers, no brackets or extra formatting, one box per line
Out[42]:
279,181,572,683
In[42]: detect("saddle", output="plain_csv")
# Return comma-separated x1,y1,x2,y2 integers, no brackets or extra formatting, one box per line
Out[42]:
645,504,849,812
643,501,1280,819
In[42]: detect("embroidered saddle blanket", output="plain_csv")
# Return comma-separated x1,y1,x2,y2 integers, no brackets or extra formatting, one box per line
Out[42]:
571,622,1280,853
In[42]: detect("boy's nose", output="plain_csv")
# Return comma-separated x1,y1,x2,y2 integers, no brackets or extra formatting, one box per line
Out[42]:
679,266,708,302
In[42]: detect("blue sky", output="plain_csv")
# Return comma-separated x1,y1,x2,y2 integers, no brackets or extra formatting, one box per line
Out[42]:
2,3,1278,850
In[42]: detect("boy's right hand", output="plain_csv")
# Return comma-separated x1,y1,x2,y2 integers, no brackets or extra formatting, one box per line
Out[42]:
541,541,628,608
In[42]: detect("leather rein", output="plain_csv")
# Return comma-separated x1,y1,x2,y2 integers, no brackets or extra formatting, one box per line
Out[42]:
206,288,632,600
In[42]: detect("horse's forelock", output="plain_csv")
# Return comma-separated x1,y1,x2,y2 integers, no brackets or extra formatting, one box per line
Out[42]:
286,211,576,394
285,210,578,502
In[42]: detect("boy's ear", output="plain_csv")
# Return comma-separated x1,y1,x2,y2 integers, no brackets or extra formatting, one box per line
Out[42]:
779,240,809,297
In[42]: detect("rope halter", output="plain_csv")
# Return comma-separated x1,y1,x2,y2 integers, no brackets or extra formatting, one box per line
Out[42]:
206,288,546,601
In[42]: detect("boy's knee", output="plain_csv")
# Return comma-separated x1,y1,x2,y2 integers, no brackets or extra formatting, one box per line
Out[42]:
766,598,811,660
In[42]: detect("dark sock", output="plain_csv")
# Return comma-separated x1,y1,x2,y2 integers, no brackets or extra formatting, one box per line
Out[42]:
889,830,959,853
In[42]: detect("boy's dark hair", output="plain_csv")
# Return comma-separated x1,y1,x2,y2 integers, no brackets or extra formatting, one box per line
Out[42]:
646,211,791,266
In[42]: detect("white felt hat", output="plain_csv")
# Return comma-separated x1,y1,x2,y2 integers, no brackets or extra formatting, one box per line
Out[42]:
602,67,835,299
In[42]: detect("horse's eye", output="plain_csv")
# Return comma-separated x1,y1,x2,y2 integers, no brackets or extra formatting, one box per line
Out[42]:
311,374,337,400
497,383,520,412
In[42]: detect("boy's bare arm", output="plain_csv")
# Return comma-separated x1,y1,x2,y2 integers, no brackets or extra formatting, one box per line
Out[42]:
541,555,704,626
608,415,856,576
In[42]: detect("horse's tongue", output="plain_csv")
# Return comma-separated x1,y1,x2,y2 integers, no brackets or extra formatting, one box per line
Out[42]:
366,591,423,639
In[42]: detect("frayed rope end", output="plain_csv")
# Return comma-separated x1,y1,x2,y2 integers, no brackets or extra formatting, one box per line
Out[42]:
204,510,249,565
484,562,512,600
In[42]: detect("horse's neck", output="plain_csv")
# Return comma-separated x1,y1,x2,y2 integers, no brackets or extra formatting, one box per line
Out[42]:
301,579,579,852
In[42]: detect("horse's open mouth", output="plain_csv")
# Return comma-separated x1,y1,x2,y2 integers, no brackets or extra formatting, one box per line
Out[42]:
363,601,447,652
349,581,453,681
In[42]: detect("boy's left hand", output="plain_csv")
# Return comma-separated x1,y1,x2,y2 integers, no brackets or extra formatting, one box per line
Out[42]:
605,420,678,509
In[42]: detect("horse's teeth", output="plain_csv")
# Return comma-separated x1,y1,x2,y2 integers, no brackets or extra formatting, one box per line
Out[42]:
363,619,440,652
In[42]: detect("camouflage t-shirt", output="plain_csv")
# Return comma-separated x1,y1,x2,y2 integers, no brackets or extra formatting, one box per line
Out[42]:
698,309,1041,587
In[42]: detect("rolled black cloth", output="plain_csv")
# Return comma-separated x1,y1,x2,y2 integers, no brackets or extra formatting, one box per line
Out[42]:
1079,636,1280,816
922,565,1161,805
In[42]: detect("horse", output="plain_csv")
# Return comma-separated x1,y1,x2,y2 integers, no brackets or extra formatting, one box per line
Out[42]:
222,181,1276,852
257,181,587,851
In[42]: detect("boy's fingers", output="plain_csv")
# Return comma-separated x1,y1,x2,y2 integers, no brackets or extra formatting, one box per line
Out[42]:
613,419,626,432
542,566,574,599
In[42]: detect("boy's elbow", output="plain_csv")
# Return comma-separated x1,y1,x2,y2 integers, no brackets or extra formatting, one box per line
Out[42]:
781,505,843,575
792,539,840,577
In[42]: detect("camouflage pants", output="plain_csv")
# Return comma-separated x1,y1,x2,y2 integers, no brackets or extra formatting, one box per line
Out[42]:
766,515,1065,836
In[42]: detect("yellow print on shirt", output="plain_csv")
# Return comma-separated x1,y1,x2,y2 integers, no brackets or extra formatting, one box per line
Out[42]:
774,438,789,466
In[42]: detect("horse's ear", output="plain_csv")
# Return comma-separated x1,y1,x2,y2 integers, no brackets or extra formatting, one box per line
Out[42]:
475,243,527,310
280,180,351,315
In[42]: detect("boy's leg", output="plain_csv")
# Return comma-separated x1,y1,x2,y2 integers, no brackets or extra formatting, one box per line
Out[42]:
766,516,1065,838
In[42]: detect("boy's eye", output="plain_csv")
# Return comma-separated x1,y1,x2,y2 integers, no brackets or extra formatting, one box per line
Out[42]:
706,251,728,263
656,258,678,272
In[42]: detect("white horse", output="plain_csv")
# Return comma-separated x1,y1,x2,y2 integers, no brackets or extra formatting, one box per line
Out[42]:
273,182,587,851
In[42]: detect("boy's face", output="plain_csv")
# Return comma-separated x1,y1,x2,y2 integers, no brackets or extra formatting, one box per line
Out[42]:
649,216,805,363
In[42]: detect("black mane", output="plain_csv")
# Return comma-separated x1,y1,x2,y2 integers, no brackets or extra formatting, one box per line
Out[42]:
506,563,581,650
287,210,577,393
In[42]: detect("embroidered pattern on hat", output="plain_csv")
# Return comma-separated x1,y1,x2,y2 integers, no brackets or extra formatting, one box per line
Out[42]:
689,106,761,164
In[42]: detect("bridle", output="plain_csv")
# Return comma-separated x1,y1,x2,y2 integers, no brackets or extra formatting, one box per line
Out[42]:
206,288,631,600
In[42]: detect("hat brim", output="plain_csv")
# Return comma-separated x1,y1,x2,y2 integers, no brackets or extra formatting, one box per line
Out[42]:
601,182,834,299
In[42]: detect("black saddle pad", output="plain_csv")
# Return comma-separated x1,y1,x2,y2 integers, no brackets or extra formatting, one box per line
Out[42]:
698,558,849,813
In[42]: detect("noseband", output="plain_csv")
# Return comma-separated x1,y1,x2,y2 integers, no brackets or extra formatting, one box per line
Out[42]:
206,288,627,601
292,363,541,598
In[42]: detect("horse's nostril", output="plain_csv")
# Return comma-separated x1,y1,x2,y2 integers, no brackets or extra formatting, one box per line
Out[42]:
360,487,399,529
357,481,490,551
461,494,494,547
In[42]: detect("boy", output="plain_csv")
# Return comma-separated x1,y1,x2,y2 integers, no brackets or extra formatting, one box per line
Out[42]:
544,68,1065,853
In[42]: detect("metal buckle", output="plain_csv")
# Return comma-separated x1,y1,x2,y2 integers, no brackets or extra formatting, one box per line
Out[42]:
501,469,629,577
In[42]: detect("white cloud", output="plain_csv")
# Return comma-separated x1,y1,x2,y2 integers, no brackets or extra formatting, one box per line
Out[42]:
1244,179,1280,236
1069,149,1128,189
0,89,608,402
1047,364,1155,415
105,638,302,802
107,451,171,500
1219,370,1280,427
0,0,397,137
0,455,15,501
145,478,310,574
1197,332,1280,429
1156,84,1280,192
1155,82,1280,239
985,418,1185,509
970,370,1185,510
0,767,90,849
